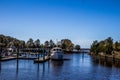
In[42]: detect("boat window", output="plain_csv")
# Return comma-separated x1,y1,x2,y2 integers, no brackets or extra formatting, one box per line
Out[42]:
57,49,61,51
53,48,62,51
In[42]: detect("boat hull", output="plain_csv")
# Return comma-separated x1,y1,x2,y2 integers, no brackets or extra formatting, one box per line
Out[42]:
50,47,64,60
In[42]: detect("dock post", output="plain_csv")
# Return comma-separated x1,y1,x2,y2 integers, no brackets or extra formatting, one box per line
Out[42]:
17,47,19,60
0,46,2,72
37,60,40,80
0,46,2,61
43,49,45,61
16,47,19,74
49,49,50,58
38,52,39,63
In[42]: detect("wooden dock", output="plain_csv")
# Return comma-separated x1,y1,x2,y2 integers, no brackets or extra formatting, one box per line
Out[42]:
34,56,50,63
1,57,16,61
0,56,50,62
0,56,36,61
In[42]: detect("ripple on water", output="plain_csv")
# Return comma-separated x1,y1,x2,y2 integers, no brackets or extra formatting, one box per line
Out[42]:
0,54,120,80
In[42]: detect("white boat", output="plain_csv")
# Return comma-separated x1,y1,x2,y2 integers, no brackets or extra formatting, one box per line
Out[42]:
50,47,64,60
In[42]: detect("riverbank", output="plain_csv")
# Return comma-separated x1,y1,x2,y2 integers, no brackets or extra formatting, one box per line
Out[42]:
91,52,120,67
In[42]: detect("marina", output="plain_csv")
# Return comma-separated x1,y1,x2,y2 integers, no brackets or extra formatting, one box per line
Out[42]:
0,0,120,80
34,55,50,63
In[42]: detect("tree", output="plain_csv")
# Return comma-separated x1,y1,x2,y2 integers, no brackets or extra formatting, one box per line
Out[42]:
7,41,14,47
91,37,114,55
49,39,55,48
114,41,120,51
61,39,74,51
90,40,99,54
0,34,25,48
26,38,34,48
104,37,113,54
34,39,40,48
97,41,106,53
44,41,49,48
19,41,25,48
75,45,80,51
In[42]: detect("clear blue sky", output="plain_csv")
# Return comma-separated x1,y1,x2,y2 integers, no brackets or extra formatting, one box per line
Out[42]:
0,0,120,48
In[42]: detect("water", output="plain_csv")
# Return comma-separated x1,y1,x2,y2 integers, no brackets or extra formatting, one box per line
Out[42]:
0,53,120,80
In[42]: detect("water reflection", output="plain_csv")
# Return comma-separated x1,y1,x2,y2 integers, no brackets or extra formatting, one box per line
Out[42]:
0,54,120,80
81,53,85,62
93,58,120,68
16,59,19,73
0,61,1,73
36,63,39,80
51,61,64,66
16,59,19,80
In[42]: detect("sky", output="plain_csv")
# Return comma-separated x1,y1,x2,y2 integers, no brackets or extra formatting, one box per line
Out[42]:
0,0,120,48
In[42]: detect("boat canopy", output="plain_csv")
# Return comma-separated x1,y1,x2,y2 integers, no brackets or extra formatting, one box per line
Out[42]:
51,47,62,51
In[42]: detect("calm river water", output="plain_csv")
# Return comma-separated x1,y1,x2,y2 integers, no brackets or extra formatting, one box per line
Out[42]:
0,53,120,80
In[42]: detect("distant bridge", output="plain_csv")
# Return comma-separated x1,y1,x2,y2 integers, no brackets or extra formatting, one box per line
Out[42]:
80,48,90,53
72,48,90,53
80,48,90,50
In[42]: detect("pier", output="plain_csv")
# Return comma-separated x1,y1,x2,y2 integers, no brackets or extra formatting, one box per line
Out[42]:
0,48,51,63
1,57,16,61
34,55,50,63
0,48,90,63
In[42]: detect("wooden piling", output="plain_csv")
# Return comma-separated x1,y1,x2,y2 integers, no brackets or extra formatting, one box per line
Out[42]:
0,46,2,62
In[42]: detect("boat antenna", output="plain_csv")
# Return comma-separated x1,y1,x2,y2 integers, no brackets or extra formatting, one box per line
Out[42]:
56,39,58,47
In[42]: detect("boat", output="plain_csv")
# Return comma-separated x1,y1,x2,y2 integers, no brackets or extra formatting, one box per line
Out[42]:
50,47,64,60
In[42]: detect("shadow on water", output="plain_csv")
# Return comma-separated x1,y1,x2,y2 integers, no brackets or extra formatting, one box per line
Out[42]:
81,53,85,62
36,62,40,80
92,58,120,68
16,59,19,80
51,60,64,66
0,48,1,73
47,60,50,72
41,62,45,80
0,61,1,73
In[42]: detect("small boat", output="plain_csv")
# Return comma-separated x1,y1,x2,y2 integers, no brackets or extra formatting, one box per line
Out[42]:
50,47,64,60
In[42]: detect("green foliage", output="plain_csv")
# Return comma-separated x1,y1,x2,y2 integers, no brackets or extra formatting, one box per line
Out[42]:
61,39,74,51
0,34,80,52
74,45,81,51
44,40,49,48
26,38,34,48
91,37,114,55
34,39,40,48
114,41,120,51
0,34,25,48
104,37,113,54
49,39,55,48
90,40,99,54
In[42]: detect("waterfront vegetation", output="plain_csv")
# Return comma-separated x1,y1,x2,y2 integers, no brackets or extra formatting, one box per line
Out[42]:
91,37,120,58
0,34,80,53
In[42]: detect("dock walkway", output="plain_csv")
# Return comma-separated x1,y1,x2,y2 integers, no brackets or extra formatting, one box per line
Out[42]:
34,55,50,63
1,57,16,61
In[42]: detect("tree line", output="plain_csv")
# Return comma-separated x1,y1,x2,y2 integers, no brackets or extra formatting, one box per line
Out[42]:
91,37,120,55
0,34,80,52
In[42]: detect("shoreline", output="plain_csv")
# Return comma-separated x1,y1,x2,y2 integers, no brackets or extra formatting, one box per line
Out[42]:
91,53,120,67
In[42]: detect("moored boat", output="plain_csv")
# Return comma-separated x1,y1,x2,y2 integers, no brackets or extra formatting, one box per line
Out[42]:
50,47,64,60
